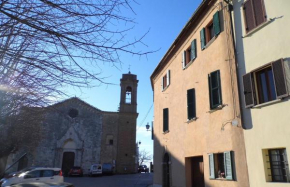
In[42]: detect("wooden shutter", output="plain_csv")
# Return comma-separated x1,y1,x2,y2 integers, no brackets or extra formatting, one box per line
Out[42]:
190,39,197,61
213,11,221,36
187,89,196,120
252,0,266,26
224,151,233,180
209,70,222,109
200,28,206,50
182,51,186,68
163,108,169,132
209,154,215,179
242,73,255,108
161,77,164,91
167,70,170,86
243,0,255,32
272,59,288,99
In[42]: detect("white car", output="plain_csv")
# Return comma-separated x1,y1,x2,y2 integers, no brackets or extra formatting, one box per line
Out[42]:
1,167,63,187
89,164,102,176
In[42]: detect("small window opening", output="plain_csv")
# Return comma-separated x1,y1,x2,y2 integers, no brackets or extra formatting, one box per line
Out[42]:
206,21,215,43
109,139,113,145
68,109,78,118
125,86,132,104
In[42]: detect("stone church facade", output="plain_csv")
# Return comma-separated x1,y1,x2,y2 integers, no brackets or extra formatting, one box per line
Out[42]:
5,73,138,175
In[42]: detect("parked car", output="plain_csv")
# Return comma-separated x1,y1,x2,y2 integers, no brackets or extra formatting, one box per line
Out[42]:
138,165,149,173
102,163,114,175
88,164,102,176
9,182,73,187
1,167,63,187
68,166,83,177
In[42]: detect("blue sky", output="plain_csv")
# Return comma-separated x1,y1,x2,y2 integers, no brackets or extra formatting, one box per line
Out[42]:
65,0,202,166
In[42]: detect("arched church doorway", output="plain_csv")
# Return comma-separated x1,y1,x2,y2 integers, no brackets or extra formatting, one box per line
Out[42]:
163,153,170,187
61,140,77,176
62,152,75,176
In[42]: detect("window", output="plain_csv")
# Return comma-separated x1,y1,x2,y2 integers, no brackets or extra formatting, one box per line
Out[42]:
25,170,41,178
209,151,234,180
187,89,196,120
256,67,276,103
42,170,54,177
200,11,221,50
68,109,78,118
163,108,169,132
243,59,289,108
106,135,113,145
125,86,132,104
208,70,222,109
161,70,170,90
182,39,197,68
264,148,290,182
243,0,266,33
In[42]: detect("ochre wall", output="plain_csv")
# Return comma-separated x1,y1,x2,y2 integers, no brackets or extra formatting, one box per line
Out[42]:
152,0,249,186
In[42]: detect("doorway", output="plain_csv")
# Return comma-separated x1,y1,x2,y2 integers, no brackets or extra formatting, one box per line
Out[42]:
62,152,75,176
190,156,204,187
162,153,170,187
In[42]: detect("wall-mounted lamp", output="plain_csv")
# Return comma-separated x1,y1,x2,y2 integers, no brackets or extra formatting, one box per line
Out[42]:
146,122,150,131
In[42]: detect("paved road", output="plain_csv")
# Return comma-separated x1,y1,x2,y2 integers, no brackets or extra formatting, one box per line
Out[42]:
64,173,153,187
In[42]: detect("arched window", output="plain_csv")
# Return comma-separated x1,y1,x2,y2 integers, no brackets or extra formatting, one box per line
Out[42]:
125,86,132,104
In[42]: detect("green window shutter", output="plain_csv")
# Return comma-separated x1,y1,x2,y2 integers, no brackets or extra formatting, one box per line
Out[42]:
163,108,169,132
224,151,233,180
209,154,215,179
200,28,206,50
209,70,222,109
190,39,197,61
213,11,221,36
187,89,196,120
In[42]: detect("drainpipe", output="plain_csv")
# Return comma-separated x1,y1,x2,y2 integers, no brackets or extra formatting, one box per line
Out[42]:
223,0,246,128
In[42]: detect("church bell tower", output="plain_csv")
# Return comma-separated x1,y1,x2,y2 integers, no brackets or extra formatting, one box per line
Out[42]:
119,72,138,113
116,72,138,173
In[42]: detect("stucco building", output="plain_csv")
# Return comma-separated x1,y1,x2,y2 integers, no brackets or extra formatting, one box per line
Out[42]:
5,73,138,175
150,0,249,186
233,0,290,186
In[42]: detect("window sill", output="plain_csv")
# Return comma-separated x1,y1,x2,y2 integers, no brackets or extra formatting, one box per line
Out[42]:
207,104,227,113
243,20,272,38
210,178,232,181
202,35,217,50
183,58,196,70
162,85,169,92
186,117,198,123
252,99,282,108
163,130,169,134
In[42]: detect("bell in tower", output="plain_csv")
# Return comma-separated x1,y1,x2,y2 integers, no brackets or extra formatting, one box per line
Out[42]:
119,72,138,113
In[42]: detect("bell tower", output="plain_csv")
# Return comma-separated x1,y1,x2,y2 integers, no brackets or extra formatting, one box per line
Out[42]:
119,72,138,113
116,72,138,173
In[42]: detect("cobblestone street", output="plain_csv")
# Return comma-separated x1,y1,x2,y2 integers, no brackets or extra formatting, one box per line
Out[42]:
64,173,153,187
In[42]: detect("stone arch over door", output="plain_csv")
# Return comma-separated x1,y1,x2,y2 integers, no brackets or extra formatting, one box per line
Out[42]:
163,152,171,187
56,126,83,169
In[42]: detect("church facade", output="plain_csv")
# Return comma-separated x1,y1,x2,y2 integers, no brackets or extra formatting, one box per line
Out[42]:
5,73,138,175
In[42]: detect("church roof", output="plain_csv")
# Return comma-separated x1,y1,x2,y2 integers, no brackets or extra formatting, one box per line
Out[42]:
48,97,102,113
